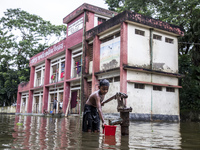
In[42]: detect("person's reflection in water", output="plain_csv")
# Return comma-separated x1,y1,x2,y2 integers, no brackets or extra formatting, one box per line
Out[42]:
81,132,101,149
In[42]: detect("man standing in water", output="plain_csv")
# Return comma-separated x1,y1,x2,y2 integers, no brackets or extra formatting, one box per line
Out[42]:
82,79,109,132
53,97,57,114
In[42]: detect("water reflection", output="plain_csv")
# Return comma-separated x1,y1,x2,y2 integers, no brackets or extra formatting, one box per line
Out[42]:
129,122,181,149
0,115,200,149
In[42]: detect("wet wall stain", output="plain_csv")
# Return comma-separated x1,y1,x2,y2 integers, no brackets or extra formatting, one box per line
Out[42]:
101,59,118,70
153,63,165,70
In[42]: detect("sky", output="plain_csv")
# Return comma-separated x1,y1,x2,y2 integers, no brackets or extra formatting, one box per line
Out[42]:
0,0,109,25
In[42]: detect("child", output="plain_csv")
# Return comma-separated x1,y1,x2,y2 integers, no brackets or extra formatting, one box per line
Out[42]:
82,79,109,132
59,99,63,113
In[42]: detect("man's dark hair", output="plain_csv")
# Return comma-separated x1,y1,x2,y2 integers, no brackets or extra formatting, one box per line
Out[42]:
99,79,110,87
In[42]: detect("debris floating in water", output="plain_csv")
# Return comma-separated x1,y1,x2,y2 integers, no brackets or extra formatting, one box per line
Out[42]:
16,122,23,126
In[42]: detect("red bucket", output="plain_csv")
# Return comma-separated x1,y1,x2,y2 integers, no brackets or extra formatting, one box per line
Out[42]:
103,125,117,136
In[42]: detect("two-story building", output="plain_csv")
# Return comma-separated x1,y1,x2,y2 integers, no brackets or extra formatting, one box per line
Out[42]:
16,3,184,121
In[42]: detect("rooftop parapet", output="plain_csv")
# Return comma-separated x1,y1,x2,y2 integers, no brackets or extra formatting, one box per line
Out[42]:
86,10,184,40
63,3,118,24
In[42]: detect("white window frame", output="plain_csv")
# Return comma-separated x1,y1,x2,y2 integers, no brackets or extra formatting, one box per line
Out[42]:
48,86,64,113
34,64,45,87
32,90,43,113
71,47,82,78
50,55,65,83
94,14,110,27
20,93,29,113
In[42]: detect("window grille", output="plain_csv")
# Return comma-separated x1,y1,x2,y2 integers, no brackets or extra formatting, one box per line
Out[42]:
153,86,162,91
153,34,162,41
135,29,145,36
166,87,175,92
165,37,174,44
135,83,145,89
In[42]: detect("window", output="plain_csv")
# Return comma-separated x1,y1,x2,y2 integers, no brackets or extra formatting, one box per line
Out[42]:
88,82,92,96
153,86,162,91
60,62,65,81
135,29,145,36
100,32,120,43
94,14,109,27
73,56,82,78
135,83,145,89
50,55,65,83
114,76,120,82
71,48,82,78
166,87,175,92
165,37,174,44
153,34,162,41
107,78,113,83
98,17,106,25
34,65,45,87
89,44,93,62
36,70,41,86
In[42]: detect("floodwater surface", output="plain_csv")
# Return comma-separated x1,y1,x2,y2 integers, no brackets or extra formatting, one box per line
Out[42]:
0,114,200,149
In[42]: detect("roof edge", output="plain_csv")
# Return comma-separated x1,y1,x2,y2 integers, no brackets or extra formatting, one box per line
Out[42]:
63,3,118,24
86,11,184,39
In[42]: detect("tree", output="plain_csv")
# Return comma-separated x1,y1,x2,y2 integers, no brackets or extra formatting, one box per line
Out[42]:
0,8,66,106
105,0,200,110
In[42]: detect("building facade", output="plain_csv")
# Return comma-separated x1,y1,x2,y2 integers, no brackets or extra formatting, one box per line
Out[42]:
16,3,184,121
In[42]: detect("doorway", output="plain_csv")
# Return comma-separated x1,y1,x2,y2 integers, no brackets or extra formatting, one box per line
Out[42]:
70,90,80,114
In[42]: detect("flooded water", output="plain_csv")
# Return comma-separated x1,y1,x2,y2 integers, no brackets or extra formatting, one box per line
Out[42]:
0,114,200,149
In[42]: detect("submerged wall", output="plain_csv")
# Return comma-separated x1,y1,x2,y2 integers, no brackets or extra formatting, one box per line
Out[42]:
0,106,16,114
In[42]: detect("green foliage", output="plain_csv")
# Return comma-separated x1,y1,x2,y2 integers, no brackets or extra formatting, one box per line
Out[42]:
0,8,66,106
106,0,200,110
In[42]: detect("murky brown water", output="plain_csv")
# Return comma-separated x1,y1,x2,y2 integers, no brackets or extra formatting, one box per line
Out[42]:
0,114,200,149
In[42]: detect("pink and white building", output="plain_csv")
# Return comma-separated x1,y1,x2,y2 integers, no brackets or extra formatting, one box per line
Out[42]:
16,3,184,121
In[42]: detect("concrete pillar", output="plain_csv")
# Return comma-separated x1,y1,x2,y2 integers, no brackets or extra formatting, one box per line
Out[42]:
63,82,70,114
84,42,89,74
16,92,21,113
27,66,35,113
92,35,100,92
63,49,71,114
42,59,50,113
120,22,128,99
27,90,33,113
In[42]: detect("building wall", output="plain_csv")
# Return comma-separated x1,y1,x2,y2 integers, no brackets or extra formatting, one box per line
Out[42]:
127,24,178,73
102,81,120,113
127,83,179,116
66,14,84,48
152,31,178,73
152,74,178,85
152,88,179,115
126,23,180,119
86,11,94,31
127,83,151,114
100,37,120,71
127,71,178,86
0,106,16,113
127,24,150,68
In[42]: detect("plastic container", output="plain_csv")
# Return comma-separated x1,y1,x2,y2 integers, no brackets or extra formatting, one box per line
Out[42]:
103,125,117,136
50,111,53,114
